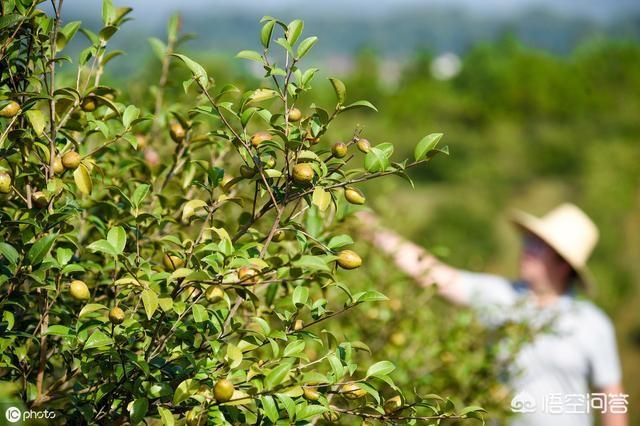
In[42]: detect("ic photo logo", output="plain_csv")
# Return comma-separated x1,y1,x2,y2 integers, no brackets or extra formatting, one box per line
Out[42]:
5,406,21,423
511,391,537,413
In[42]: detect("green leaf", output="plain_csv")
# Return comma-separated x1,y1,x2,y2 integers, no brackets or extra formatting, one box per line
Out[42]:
173,379,198,405
142,289,158,320
84,330,113,350
286,19,304,45
102,0,115,25
292,286,309,308
171,53,208,88
355,290,389,303
79,303,108,317
87,239,117,257
226,343,243,368
265,361,293,389
327,235,353,250
148,37,166,60
341,100,378,112
181,199,208,223
45,325,71,336
129,398,148,425
261,20,276,48
73,163,93,195
56,247,73,266
328,78,346,104
157,406,174,426
25,109,46,136
107,226,126,254
122,105,139,128
261,395,279,423
460,405,487,416
296,36,317,59
364,147,390,172
414,133,444,161
292,255,330,271
27,234,57,265
283,339,305,357
312,186,331,211
0,242,19,265
366,360,395,378
236,50,264,63
192,304,208,323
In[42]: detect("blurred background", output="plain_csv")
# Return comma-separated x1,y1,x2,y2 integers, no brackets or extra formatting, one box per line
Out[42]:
62,0,640,422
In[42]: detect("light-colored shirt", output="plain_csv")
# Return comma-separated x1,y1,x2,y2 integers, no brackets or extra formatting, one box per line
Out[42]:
457,271,622,426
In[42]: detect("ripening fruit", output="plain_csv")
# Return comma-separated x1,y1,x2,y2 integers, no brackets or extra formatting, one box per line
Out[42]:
62,151,81,169
81,97,97,112
306,136,320,145
108,306,125,324
52,156,65,174
292,163,314,183
163,254,184,271
240,165,256,179
0,172,11,194
213,379,235,403
250,131,271,147
356,138,371,153
31,191,48,209
331,142,348,158
303,387,320,401
69,280,90,301
293,319,304,331
340,383,366,399
264,156,276,168
384,395,402,414
0,100,20,118
344,187,366,205
337,250,362,270
273,229,288,242
238,266,258,285
288,107,302,122
169,122,186,143
205,286,224,303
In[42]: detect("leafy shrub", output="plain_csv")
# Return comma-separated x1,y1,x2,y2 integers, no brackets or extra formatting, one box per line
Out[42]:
0,1,485,424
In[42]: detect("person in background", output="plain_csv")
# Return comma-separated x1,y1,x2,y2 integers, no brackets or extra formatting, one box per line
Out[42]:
358,203,628,426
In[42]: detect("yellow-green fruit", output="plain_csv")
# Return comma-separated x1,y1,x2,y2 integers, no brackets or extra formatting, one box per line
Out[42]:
238,266,258,285
264,156,276,168
356,138,371,153
0,172,11,193
163,254,184,271
0,100,20,118
344,187,366,205
390,331,407,347
303,387,320,401
108,306,125,324
169,123,186,143
288,107,302,122
273,229,287,242
250,131,271,147
331,142,348,158
306,136,320,145
340,383,366,399
336,250,362,270
69,280,90,301
213,379,235,403
81,97,97,112
52,156,65,174
384,395,402,414
240,165,256,178
31,191,48,208
62,151,81,169
293,319,304,331
205,286,224,303
292,163,314,183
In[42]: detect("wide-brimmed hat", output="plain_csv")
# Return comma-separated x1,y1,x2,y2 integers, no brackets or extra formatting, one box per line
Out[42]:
509,203,599,291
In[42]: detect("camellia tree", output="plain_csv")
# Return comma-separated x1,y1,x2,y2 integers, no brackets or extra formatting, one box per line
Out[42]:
0,1,487,424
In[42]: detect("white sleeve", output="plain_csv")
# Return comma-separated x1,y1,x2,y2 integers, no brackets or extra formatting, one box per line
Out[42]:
455,270,518,308
587,311,622,389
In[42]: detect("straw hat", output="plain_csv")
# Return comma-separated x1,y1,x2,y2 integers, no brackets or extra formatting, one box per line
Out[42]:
509,203,599,291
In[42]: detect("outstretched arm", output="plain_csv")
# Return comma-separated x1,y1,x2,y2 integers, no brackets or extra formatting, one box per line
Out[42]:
357,212,470,306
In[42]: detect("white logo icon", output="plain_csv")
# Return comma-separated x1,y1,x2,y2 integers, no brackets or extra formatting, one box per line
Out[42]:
511,392,537,413
5,406,21,423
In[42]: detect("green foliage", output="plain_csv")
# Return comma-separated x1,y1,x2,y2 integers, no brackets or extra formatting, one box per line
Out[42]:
0,2,485,425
